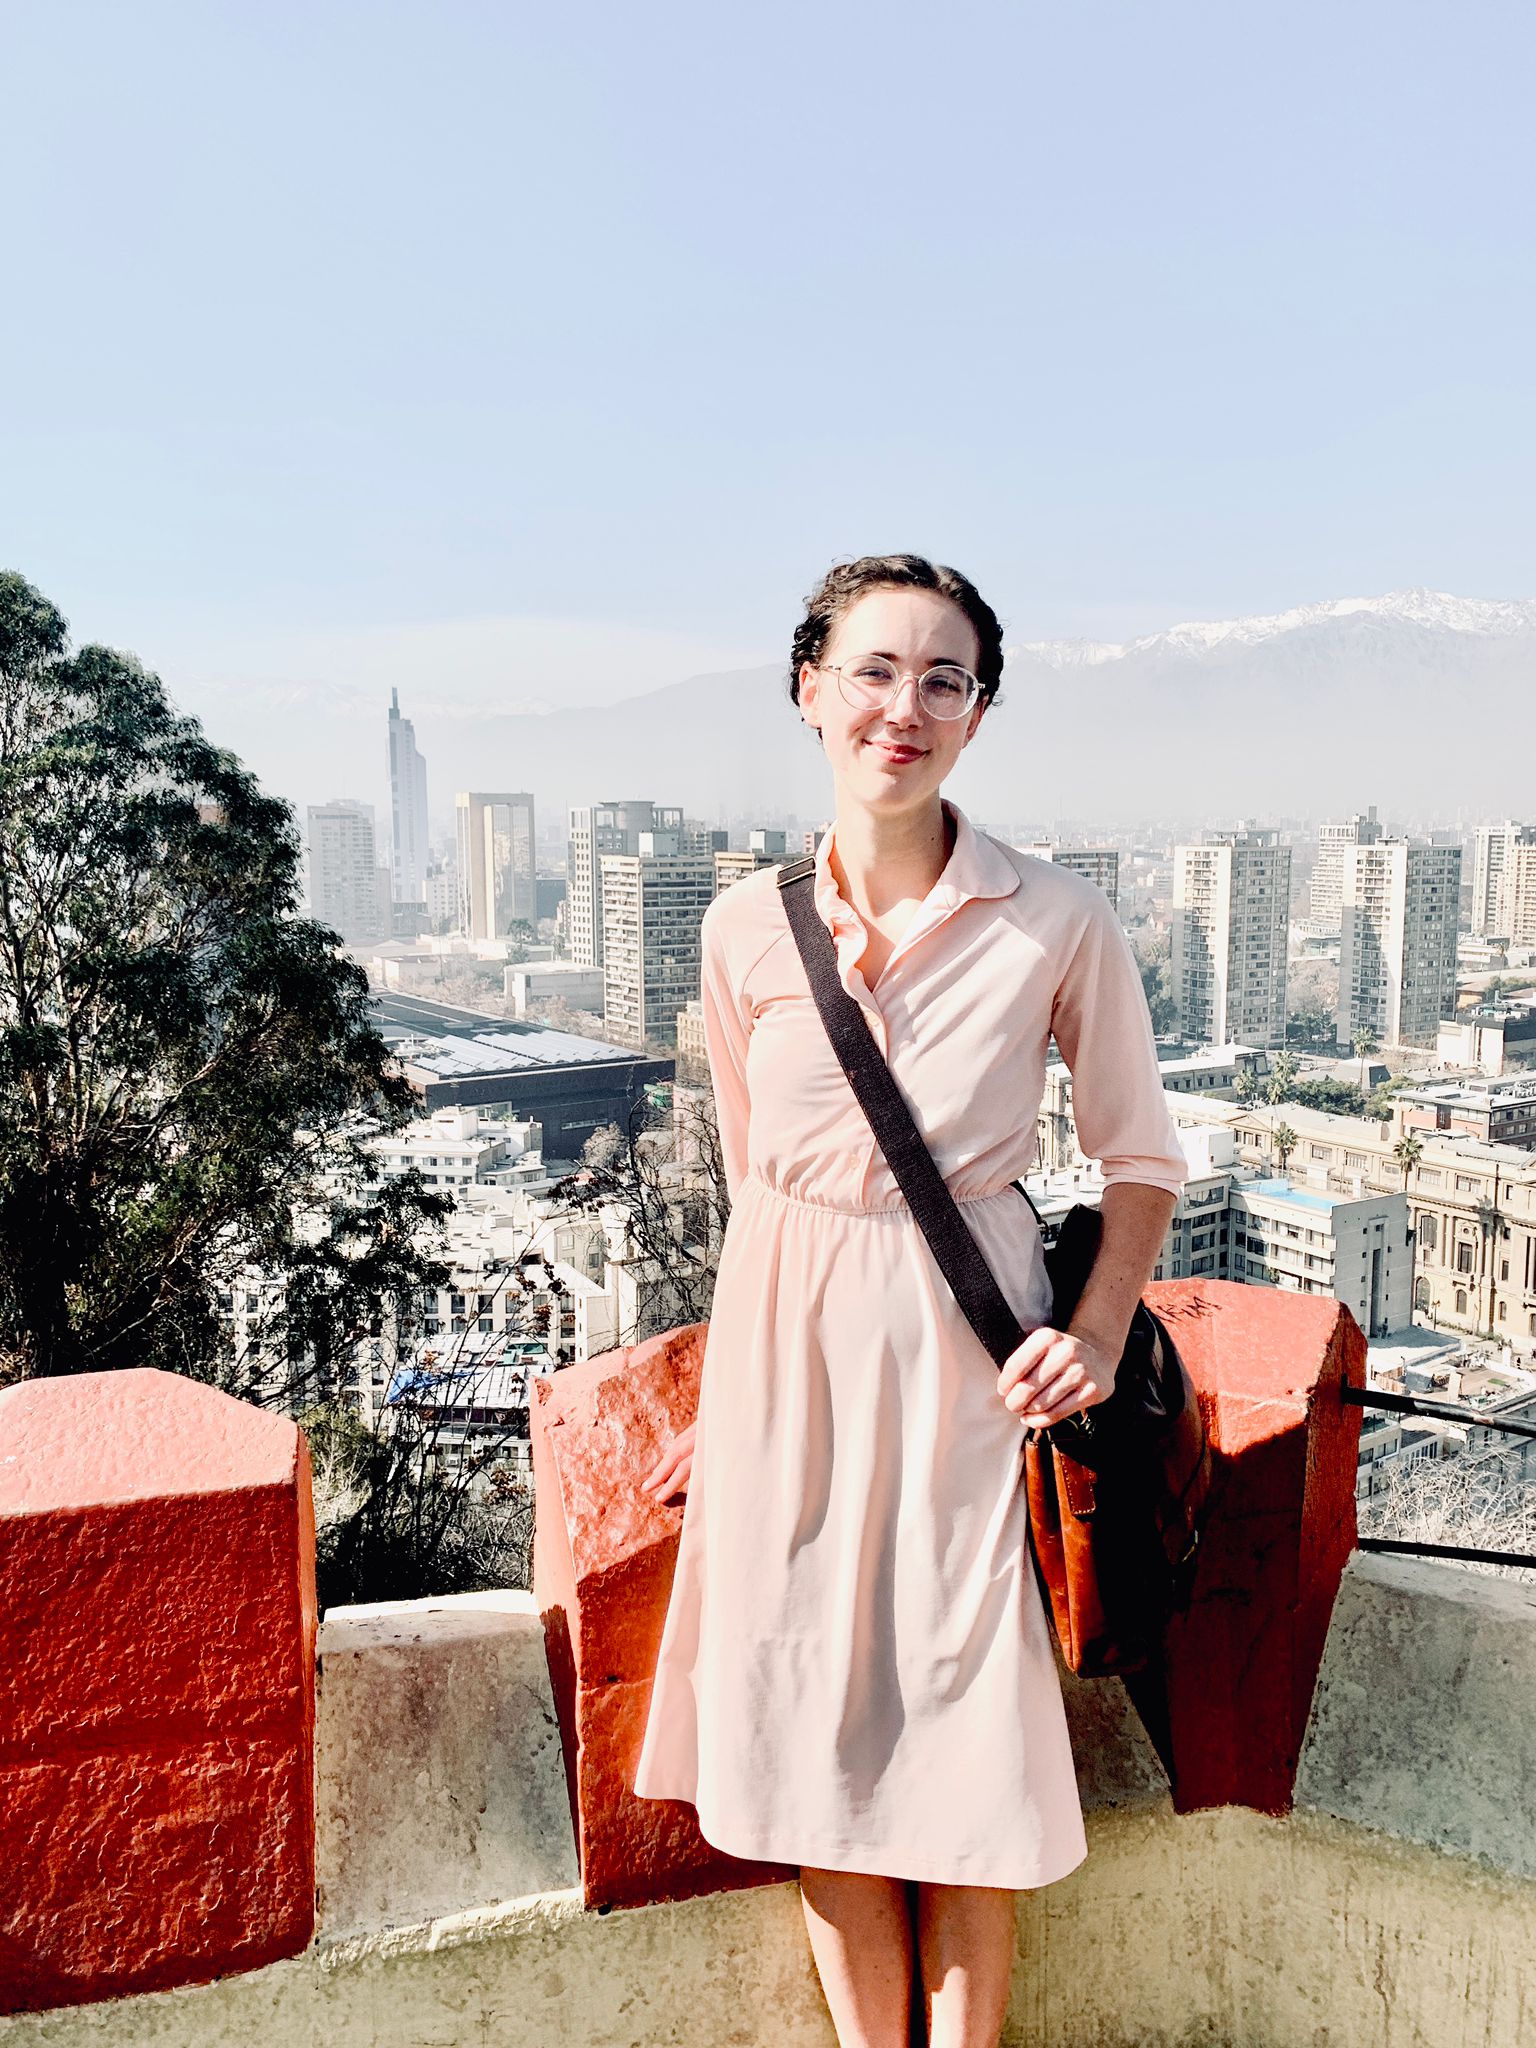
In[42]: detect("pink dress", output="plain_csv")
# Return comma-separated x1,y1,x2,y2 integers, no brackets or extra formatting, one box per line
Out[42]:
631,796,1188,1887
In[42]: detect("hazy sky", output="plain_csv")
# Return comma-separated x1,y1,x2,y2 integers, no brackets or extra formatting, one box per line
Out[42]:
4,1,1533,803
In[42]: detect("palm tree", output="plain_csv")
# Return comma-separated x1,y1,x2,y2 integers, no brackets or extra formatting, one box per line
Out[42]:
1234,1070,1261,1108
1265,1049,1300,1105
1273,1122,1299,1177
1354,1027,1380,1058
1392,1133,1424,1189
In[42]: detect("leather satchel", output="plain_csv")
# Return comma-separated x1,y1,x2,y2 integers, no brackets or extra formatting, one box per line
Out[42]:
775,855,1212,1681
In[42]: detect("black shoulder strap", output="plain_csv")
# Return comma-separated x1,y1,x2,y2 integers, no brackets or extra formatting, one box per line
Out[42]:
775,858,1029,1375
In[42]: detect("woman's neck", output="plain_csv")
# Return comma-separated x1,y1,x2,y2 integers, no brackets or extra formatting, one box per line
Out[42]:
827,796,955,918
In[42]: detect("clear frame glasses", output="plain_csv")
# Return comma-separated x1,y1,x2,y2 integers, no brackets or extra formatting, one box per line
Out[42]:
816,654,981,720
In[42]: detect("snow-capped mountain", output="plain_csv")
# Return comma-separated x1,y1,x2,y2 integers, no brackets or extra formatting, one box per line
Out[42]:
1014,589,1536,671
199,589,1536,828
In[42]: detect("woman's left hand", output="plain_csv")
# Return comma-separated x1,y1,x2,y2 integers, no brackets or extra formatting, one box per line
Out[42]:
998,1325,1120,1430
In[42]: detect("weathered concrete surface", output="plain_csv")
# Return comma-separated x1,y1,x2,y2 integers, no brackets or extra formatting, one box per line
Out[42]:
0,1370,315,2015
2,1803,1532,2048
1296,1549,1536,1879
1146,1279,1365,1815
532,1324,797,1910
317,1591,578,1933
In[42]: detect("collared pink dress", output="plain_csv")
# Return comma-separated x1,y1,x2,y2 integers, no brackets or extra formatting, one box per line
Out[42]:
631,796,1188,1887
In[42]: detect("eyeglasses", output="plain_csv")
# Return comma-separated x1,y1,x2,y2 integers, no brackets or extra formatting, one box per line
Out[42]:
814,654,981,721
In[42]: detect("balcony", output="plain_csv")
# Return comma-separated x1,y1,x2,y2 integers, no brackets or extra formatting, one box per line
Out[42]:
2,1283,1534,2046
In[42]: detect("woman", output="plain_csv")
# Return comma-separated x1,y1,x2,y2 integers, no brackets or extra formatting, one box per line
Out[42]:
632,554,1186,2048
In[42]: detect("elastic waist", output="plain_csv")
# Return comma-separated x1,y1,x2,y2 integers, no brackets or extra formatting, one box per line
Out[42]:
739,1168,1028,1221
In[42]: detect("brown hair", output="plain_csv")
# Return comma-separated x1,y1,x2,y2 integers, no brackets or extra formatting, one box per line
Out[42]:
787,553,1006,717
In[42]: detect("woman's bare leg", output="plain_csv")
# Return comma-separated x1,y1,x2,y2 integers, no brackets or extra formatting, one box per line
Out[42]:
798,1865,916,2047
913,1881,1017,2048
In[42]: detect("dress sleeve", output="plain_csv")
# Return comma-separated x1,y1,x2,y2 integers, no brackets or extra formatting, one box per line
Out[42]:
700,902,752,1205
1049,886,1188,1198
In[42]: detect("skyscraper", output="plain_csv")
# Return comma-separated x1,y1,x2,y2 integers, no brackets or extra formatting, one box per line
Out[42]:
386,689,430,905
455,792,537,941
306,799,387,946
1336,840,1462,1049
1171,830,1290,1047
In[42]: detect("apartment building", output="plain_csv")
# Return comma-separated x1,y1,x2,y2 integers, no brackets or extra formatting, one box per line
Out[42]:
1171,831,1290,1047
306,799,389,946
1336,839,1461,1049
1472,820,1536,939
1309,806,1383,931
600,828,716,1049
566,801,681,968
1021,843,1120,910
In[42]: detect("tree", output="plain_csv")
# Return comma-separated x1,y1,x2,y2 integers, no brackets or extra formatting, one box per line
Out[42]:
1265,1049,1299,1105
0,572,450,1391
1273,1122,1299,1177
549,1085,730,1343
1392,1133,1424,1188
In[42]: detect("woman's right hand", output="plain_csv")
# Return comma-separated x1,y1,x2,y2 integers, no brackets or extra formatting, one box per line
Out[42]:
640,1421,696,1501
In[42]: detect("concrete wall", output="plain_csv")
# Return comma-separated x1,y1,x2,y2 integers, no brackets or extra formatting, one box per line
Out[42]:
3,1554,1535,2048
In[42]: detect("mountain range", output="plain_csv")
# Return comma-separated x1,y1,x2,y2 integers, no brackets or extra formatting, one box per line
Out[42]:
204,589,1536,834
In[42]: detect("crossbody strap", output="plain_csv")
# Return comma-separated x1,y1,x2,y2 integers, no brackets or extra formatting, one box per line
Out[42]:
775,855,1030,1375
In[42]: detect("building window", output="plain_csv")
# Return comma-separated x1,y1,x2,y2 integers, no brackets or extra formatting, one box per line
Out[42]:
1456,1242,1475,1274
1455,1289,1468,1315
1418,1214,1437,1250
1414,1278,1430,1310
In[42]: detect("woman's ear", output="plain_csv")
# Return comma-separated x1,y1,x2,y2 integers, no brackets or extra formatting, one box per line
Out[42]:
798,662,820,723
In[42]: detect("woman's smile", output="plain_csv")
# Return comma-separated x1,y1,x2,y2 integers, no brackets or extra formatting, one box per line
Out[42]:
866,739,926,763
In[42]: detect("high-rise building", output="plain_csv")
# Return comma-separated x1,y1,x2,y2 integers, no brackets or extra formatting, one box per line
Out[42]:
566,802,682,968
386,689,430,905
1022,843,1120,911
1506,837,1536,949
306,799,387,946
1310,807,1382,931
599,826,716,1049
1172,831,1290,1048
455,793,537,941
1473,820,1536,939
1336,840,1461,1050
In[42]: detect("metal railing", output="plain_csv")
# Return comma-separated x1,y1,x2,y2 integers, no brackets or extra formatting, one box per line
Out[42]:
1343,1384,1536,1570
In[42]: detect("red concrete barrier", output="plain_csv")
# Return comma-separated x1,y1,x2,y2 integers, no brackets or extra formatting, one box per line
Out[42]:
536,1284,1363,1904
532,1325,797,1909
1145,1279,1365,1815
0,1369,317,2014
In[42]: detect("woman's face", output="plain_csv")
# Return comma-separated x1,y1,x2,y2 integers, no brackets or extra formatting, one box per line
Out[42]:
798,587,988,816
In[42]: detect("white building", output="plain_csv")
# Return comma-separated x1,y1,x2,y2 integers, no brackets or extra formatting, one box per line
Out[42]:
1336,839,1461,1050
1171,831,1291,1049
503,960,607,1017
366,1106,546,1193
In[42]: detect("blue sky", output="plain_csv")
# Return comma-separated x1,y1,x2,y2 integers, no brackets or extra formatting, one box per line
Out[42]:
3,0,1533,773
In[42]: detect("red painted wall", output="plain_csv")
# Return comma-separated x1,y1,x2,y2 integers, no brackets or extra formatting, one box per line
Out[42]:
0,1369,317,2014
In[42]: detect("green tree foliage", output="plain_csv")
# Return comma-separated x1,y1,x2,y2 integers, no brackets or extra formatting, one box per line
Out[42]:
0,572,450,1391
